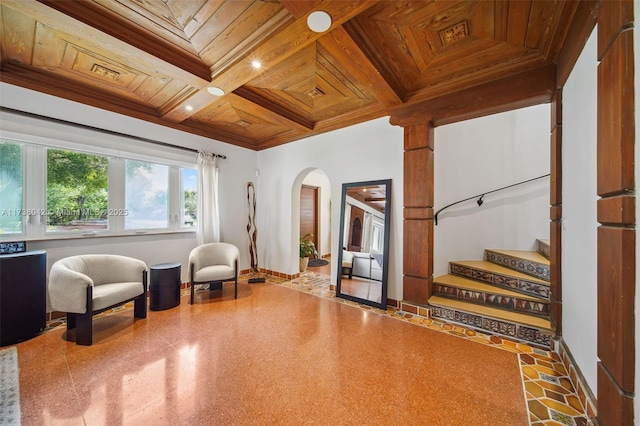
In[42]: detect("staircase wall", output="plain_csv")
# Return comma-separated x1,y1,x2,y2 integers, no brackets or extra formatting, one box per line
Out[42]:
562,26,598,394
433,105,550,277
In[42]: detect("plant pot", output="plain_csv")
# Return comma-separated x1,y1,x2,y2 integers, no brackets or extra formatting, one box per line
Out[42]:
299,257,309,272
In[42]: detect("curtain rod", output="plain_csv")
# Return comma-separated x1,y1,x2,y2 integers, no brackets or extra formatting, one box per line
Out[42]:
0,106,227,159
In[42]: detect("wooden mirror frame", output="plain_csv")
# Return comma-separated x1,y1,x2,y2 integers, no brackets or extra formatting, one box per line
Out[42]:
336,179,391,310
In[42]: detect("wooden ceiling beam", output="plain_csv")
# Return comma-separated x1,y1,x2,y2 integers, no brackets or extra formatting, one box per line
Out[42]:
389,63,556,128
318,27,402,108
233,87,315,131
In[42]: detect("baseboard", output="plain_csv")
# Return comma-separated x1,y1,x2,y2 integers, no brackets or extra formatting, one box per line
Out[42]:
558,338,598,423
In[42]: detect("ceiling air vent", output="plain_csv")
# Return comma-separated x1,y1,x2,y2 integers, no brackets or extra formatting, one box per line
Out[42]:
236,119,252,127
91,64,120,80
439,21,468,46
304,87,325,99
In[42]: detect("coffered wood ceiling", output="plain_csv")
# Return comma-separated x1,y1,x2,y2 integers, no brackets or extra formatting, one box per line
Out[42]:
0,0,596,150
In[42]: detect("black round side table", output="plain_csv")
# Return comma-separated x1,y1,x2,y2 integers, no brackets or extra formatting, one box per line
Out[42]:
149,263,181,311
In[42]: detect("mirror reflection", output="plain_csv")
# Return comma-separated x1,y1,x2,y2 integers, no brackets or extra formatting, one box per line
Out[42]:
336,179,391,309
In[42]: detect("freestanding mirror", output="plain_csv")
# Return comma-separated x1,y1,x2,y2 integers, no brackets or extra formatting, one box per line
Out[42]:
336,179,391,309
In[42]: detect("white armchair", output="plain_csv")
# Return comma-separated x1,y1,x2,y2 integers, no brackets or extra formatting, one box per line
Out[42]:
48,254,148,346
341,250,354,279
188,243,239,304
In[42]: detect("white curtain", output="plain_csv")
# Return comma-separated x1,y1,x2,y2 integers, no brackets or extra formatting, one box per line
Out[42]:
196,151,220,245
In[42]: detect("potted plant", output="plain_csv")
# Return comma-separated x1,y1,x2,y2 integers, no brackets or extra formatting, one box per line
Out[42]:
299,233,317,272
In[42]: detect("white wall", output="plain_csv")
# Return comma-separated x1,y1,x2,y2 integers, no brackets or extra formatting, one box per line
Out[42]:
302,170,331,257
562,26,598,393
255,117,404,300
433,105,550,277
0,83,258,282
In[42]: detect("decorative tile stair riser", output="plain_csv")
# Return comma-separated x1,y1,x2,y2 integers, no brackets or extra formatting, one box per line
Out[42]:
429,302,554,349
450,261,550,300
484,249,551,282
433,282,550,317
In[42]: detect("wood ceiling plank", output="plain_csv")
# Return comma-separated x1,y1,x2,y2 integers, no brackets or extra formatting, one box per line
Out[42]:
37,0,211,81
494,0,509,41
1,6,36,66
506,0,532,47
278,0,321,19
524,0,556,50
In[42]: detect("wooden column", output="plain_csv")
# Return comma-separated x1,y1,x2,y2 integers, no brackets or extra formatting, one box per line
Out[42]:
550,89,563,336
597,2,636,425
402,122,434,305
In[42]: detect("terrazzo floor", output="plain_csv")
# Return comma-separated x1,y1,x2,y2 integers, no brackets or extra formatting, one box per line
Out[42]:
12,269,592,425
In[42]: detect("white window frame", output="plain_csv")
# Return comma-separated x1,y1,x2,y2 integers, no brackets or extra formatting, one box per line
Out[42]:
0,123,197,242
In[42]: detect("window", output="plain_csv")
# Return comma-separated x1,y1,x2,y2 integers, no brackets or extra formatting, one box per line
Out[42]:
181,168,197,227
46,149,109,233
0,141,23,234
0,122,199,241
125,160,168,230
371,221,384,253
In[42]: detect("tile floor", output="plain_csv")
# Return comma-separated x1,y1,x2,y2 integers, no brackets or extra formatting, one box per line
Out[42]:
17,268,593,425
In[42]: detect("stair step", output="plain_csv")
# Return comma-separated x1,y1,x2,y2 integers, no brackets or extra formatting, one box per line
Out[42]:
433,274,550,317
536,239,550,260
429,296,554,349
450,260,550,300
485,249,550,282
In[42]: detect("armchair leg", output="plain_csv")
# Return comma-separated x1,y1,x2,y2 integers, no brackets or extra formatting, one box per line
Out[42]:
67,313,76,330
134,270,148,318
76,310,93,346
190,263,195,305
134,294,147,318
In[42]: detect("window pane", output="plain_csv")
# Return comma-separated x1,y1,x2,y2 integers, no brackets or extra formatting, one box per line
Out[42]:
181,168,197,227
47,149,108,233
0,141,24,234
125,160,168,229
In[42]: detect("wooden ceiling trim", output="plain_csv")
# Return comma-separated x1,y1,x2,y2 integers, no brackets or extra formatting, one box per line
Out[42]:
36,0,212,81
389,63,556,128
1,63,162,119
318,27,402,107
208,1,378,96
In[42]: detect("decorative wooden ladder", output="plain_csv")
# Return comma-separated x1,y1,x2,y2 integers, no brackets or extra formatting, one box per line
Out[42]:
428,239,554,349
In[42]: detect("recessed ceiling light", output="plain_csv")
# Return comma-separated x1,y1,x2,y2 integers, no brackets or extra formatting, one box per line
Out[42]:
251,60,262,69
207,86,225,96
185,105,193,111
307,11,332,33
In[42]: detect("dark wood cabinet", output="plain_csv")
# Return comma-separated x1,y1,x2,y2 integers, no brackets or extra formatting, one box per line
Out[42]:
0,250,47,346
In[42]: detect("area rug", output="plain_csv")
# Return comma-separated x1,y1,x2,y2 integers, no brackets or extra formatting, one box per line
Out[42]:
0,346,20,425
307,258,328,267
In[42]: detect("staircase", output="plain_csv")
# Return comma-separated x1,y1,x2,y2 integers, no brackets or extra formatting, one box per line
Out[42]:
428,239,554,349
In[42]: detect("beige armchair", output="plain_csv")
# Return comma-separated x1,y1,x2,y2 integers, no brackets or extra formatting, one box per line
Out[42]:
48,254,148,345
189,242,239,304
